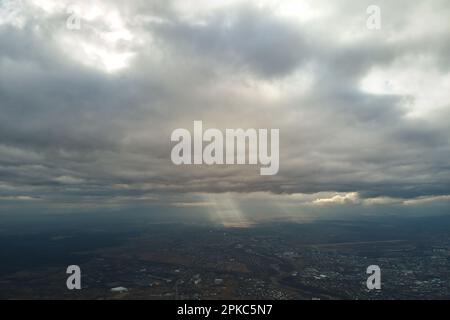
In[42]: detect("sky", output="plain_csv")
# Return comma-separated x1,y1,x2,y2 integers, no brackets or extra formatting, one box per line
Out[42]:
0,0,449,225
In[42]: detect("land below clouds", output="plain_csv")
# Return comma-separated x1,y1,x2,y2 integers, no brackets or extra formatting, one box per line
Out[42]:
0,212,449,299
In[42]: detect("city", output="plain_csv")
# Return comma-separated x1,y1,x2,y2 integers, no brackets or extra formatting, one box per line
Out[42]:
1,214,448,300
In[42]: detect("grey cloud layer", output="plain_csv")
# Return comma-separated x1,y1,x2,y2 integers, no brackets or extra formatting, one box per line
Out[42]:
0,0,449,211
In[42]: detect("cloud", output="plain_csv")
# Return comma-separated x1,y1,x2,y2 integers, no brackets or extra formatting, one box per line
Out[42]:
0,195,41,201
53,175,85,185
151,3,308,77
0,0,449,218
313,192,360,205
403,195,450,206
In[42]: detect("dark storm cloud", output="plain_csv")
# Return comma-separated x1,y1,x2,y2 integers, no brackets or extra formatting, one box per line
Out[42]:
0,0,449,213
151,4,308,77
